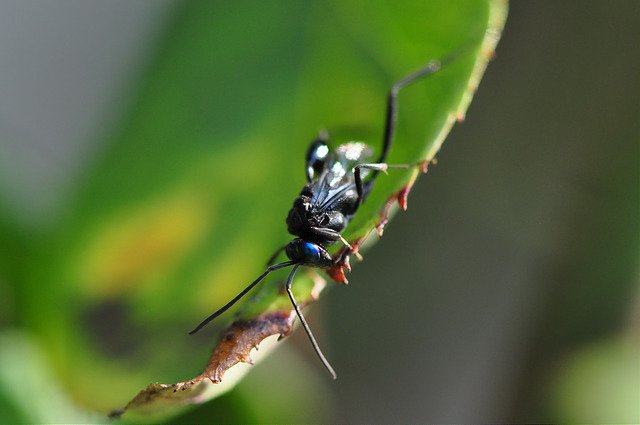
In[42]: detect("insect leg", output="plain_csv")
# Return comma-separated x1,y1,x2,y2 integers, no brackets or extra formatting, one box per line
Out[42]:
353,60,444,206
375,60,442,169
354,161,426,207
375,44,475,171
310,226,363,260
285,264,337,379
189,260,296,335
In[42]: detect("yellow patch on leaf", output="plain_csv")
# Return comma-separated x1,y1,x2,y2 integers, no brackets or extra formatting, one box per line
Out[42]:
77,193,210,298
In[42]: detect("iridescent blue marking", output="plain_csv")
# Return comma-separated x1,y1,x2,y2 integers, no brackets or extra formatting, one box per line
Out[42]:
302,241,321,259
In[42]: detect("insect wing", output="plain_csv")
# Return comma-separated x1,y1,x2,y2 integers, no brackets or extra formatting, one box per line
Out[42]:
335,141,373,165
310,142,373,212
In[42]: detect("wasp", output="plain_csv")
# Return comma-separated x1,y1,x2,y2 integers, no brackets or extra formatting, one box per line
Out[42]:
190,58,447,379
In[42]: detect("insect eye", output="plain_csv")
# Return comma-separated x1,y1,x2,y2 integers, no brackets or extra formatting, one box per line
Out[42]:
302,242,321,259
305,139,330,180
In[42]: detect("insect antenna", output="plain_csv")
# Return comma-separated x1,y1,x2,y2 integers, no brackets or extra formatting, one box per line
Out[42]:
285,264,337,379
189,260,296,335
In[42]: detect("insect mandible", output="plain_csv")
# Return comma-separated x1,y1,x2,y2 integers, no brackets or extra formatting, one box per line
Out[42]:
190,56,452,379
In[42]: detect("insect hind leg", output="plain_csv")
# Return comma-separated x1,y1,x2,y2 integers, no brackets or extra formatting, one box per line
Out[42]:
374,60,441,171
373,48,473,175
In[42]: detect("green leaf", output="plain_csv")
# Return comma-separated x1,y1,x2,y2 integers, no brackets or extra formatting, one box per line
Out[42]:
18,0,506,420
0,330,101,423
549,336,640,423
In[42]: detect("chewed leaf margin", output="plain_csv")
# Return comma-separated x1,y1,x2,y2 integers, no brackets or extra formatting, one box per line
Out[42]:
110,272,325,420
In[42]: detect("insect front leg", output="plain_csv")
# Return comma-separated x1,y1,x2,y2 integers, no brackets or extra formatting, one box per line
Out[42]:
309,226,363,261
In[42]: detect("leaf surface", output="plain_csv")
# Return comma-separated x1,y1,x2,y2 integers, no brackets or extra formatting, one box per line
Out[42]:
16,0,507,420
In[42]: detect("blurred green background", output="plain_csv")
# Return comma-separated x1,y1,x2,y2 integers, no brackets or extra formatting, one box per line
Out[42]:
0,1,638,423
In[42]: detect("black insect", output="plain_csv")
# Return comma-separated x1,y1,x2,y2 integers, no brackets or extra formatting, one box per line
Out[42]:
190,58,446,379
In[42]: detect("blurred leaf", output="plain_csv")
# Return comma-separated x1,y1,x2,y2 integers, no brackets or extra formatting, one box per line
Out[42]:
112,0,506,420
0,330,101,423
549,336,640,423
0,198,29,328
15,0,506,420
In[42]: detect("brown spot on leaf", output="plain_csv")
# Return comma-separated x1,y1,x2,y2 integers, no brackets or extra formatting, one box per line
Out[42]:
112,276,326,418
200,312,294,383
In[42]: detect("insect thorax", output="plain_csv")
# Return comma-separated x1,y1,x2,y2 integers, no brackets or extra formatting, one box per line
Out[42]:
286,194,351,245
